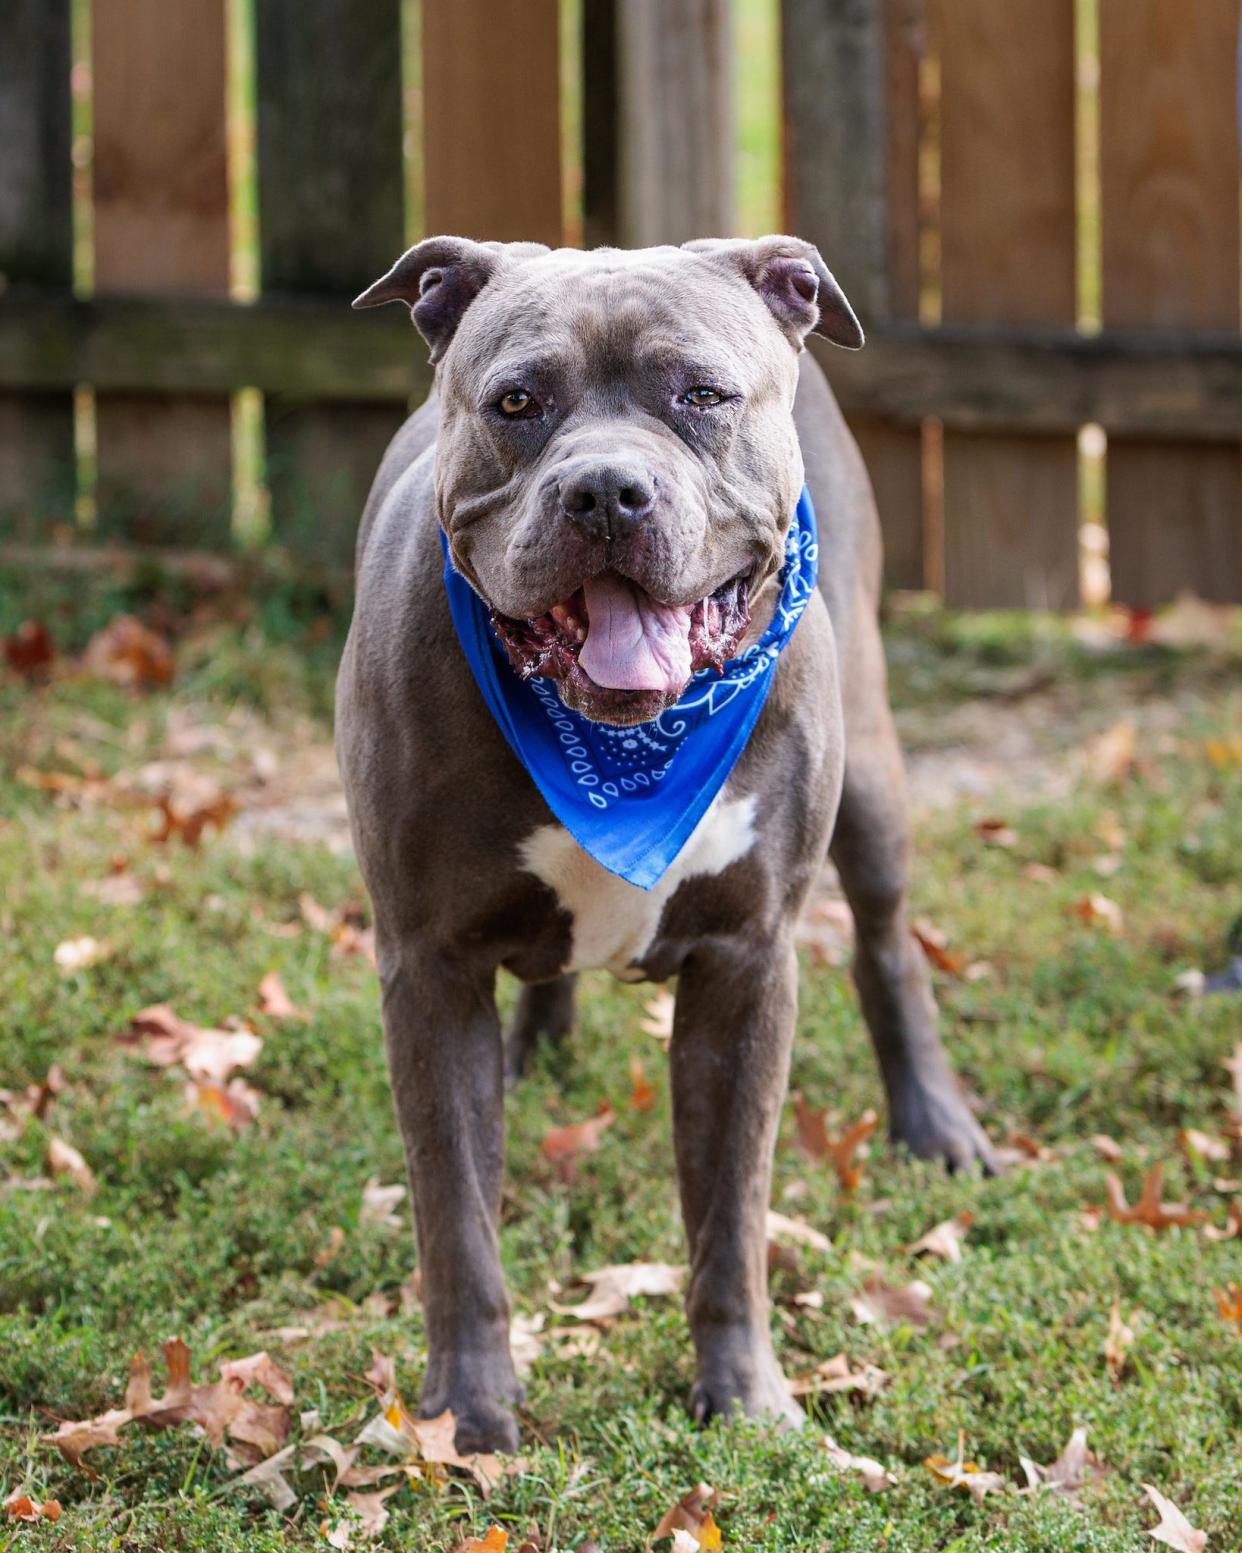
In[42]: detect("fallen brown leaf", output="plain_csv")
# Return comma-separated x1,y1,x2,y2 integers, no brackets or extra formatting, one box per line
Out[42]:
1104,1299,1136,1382
1019,1426,1105,1497
46,1136,96,1194
1203,1202,1242,1243
640,989,675,1042
796,895,855,967
1090,1134,1124,1163
1215,1283,1242,1332
257,972,306,1021
909,1211,973,1263
453,1529,510,1553
3,619,56,678
975,817,1017,847
323,1483,401,1547
1072,894,1124,935
628,1055,656,1112
925,1435,1008,1504
1179,1128,1229,1164
790,1352,888,1400
120,1004,262,1083
1220,1045,1242,1119
649,1483,722,1549
1084,720,1137,784
994,1132,1056,1169
822,1434,895,1492
82,614,173,687
541,1102,615,1182
912,920,968,977
766,1208,831,1254
550,1262,684,1324
1142,1484,1208,1552
791,1094,877,1190
3,1489,62,1523
360,1177,405,1230
1103,1165,1209,1232
850,1275,934,1329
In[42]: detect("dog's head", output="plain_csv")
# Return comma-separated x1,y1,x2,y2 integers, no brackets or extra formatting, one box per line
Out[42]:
355,237,862,726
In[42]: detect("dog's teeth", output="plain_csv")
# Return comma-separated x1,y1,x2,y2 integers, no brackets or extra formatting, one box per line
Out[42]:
575,627,586,642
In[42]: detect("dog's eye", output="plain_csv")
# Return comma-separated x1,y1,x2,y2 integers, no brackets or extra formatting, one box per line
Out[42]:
498,389,539,418
683,386,724,407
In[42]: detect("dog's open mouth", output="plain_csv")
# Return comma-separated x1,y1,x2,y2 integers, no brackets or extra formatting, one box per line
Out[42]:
490,571,751,724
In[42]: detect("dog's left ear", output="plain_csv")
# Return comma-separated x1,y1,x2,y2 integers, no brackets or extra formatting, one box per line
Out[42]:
683,235,864,351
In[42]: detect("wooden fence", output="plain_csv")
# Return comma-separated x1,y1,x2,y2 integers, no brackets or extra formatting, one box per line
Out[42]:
1,0,1239,603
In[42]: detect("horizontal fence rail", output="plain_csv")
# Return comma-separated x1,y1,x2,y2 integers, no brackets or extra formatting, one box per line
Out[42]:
0,0,1239,604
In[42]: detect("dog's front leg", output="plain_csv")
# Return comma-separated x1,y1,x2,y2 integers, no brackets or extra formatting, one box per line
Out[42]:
379,939,521,1454
670,931,805,1429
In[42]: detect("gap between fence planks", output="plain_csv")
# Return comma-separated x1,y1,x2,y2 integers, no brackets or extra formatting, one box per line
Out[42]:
0,0,75,539
1099,0,1242,606
935,0,1079,609
92,0,233,548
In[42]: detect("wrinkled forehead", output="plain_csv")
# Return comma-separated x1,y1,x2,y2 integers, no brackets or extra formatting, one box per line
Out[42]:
446,247,790,391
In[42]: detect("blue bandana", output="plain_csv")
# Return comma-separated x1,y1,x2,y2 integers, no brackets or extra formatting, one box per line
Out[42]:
441,487,819,890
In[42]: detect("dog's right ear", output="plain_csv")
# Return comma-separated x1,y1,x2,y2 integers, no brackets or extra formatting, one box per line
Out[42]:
353,237,507,364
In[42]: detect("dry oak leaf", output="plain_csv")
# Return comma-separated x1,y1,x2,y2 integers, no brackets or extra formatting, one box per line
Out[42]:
184,1077,261,1131
1104,1299,1136,1382
550,1262,684,1324
1084,720,1137,784
924,1436,1008,1505
257,971,306,1021
46,1136,96,1194
791,1093,878,1190
1019,1426,1106,1497
1215,1284,1242,1332
1143,1485,1208,1552
509,1312,545,1378
1073,894,1124,935
357,1398,523,1497
3,619,56,677
323,1483,402,1547
1220,1045,1242,1119
1203,1202,1242,1243
4,1489,62,1523
821,1433,896,1492
796,895,855,967
975,817,1017,848
994,1132,1056,1170
911,920,968,977
628,1054,656,1112
540,1102,615,1182
360,1176,406,1229
649,1482,722,1550
0,1065,64,1125
1090,1134,1125,1163
850,1275,934,1329
150,788,238,847
1103,1165,1208,1232
766,1208,831,1255
1179,1128,1229,1164
909,1211,974,1263
120,1003,262,1083
454,1529,510,1553
791,1353,888,1400
81,614,173,687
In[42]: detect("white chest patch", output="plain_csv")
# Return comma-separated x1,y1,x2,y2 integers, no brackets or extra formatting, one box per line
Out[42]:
519,794,758,978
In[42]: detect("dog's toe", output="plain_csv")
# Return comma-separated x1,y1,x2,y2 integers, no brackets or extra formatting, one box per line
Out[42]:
891,1086,998,1175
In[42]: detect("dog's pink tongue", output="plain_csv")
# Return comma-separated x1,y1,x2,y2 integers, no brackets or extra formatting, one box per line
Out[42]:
578,574,693,692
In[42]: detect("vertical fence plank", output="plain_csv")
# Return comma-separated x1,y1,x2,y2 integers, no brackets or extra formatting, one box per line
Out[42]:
581,0,620,248
256,0,406,566
936,0,1079,608
784,0,925,589
92,0,233,547
423,0,563,246
0,0,74,540
1099,0,1242,605
615,0,733,246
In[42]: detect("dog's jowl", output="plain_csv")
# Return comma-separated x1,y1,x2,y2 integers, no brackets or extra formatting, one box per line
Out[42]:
336,236,995,1454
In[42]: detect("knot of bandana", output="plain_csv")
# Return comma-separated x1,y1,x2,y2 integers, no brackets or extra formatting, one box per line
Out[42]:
441,487,820,890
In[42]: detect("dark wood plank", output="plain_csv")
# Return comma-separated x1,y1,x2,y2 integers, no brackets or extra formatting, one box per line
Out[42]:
256,0,407,562
581,0,620,248
936,0,1079,608
0,0,74,538
92,0,232,547
615,0,732,246
422,0,563,246
1100,0,1242,605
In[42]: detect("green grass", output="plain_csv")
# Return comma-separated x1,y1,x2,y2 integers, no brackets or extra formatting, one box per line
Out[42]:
1,614,1240,1551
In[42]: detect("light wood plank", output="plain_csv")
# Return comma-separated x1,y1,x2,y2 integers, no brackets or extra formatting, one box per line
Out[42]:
936,0,1079,607
0,0,74,537
422,0,563,246
1099,0,1242,605
92,0,232,546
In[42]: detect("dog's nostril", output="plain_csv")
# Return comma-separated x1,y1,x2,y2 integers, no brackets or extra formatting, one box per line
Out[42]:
618,483,649,512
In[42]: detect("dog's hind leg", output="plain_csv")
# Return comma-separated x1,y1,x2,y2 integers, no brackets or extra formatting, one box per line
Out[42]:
505,973,577,1085
830,676,996,1174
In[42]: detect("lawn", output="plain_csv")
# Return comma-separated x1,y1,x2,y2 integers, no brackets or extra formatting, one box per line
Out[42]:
0,598,1240,1551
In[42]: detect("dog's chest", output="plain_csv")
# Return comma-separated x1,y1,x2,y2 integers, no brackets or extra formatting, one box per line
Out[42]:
519,794,758,978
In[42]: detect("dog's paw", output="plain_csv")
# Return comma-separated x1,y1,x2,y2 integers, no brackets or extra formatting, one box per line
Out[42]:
689,1342,805,1432
440,1399,522,1456
890,1084,997,1175
419,1364,524,1455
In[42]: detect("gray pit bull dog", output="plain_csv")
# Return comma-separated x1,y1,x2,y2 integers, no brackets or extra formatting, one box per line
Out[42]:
336,235,996,1455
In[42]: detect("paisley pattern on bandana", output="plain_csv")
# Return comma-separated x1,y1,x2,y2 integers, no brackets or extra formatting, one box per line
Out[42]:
441,487,819,890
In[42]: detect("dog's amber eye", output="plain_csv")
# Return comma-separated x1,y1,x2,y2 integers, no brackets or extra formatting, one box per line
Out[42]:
684,386,723,407
498,389,538,417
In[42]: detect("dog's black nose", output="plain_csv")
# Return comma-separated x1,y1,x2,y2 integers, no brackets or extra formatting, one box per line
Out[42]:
559,463,656,535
